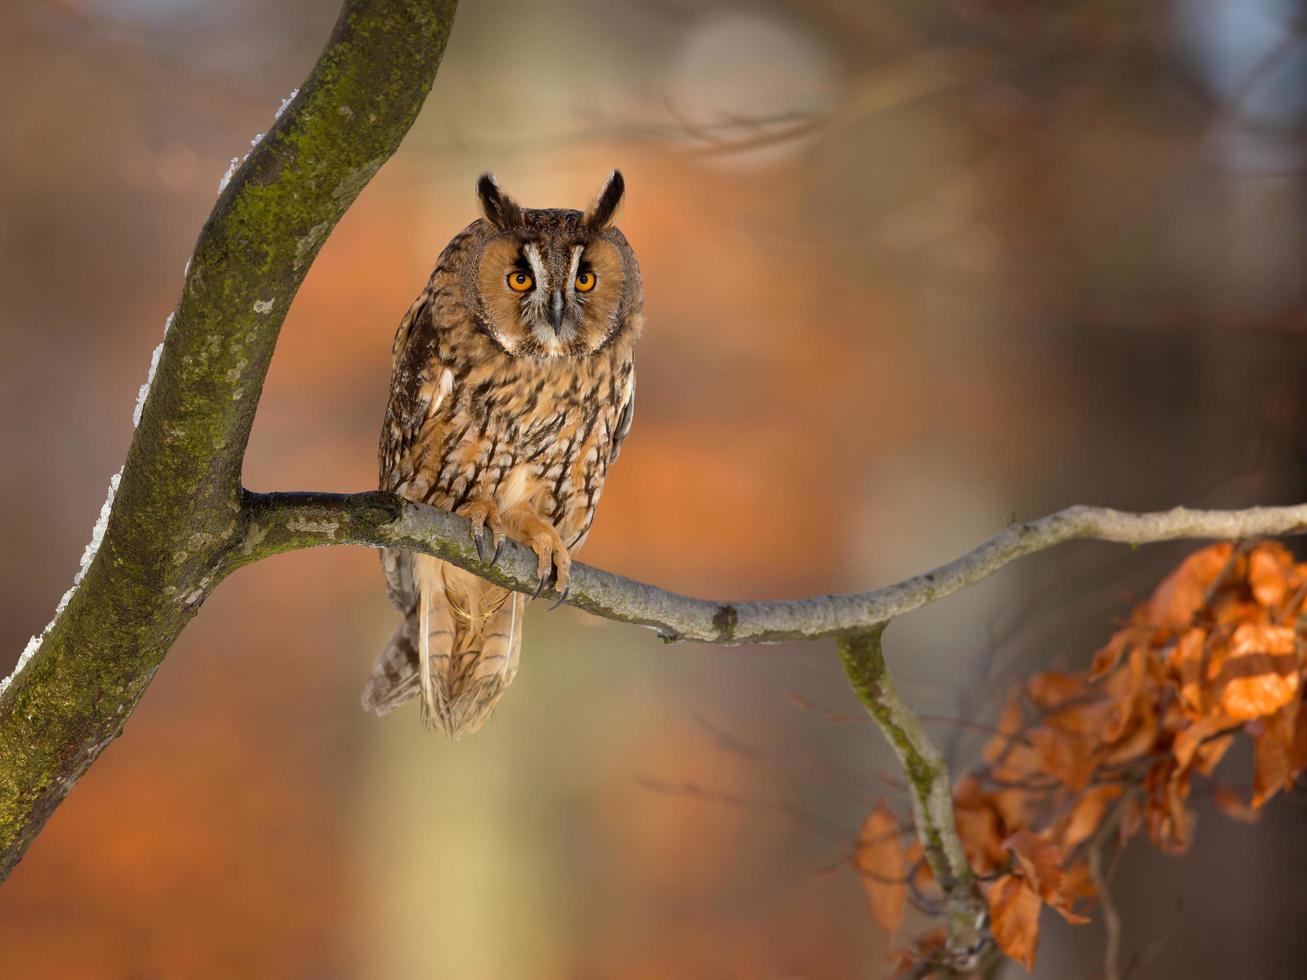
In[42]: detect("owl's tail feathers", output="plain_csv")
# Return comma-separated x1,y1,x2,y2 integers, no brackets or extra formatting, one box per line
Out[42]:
461,591,524,729
362,559,524,735
424,588,524,736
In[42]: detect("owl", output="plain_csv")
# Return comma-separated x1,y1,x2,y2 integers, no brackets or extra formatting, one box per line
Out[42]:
363,171,642,736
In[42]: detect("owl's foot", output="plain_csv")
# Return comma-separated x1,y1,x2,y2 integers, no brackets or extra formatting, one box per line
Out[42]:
503,507,571,602
527,525,571,602
457,498,505,566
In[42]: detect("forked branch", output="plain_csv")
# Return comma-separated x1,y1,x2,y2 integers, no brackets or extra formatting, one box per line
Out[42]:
236,491,1307,965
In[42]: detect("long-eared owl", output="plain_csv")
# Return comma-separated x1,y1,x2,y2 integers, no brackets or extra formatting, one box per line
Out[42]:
363,171,642,736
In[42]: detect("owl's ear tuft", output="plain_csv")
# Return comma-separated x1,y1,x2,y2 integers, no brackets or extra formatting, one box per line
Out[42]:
477,173,523,231
584,170,624,232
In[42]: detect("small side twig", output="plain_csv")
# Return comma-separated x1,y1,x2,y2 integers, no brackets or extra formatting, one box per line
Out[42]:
1088,842,1122,980
837,624,989,970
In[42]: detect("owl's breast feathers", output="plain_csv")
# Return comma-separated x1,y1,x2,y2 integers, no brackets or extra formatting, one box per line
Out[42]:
382,279,636,550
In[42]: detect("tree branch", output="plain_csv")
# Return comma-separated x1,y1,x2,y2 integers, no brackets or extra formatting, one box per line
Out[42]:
839,626,988,968
237,491,1307,967
235,491,1307,644
0,0,459,881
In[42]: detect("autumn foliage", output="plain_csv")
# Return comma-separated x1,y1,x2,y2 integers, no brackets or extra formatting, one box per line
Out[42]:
855,541,1307,973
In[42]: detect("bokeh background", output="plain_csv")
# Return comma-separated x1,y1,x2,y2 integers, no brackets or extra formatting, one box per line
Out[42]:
3,0,1307,977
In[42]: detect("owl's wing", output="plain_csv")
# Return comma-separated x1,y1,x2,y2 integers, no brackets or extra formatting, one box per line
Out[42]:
380,546,415,615
362,617,421,715
609,370,635,464
379,289,456,615
380,292,436,491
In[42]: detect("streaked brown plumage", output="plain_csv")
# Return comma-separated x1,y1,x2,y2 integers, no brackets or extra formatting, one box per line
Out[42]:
364,172,642,735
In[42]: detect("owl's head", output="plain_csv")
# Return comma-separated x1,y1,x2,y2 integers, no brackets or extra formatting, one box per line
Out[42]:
464,171,642,359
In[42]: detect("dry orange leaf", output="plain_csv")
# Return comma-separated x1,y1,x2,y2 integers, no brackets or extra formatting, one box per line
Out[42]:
1172,714,1227,771
1004,830,1064,903
1252,704,1301,807
1214,622,1299,722
1249,544,1290,608
953,784,1006,876
989,786,1031,832
987,874,1041,971
1058,784,1124,850
1101,700,1159,766
1029,726,1096,790
1210,785,1261,824
1090,630,1129,679
1045,697,1113,737
1170,627,1207,718
1145,543,1231,628
1060,859,1098,904
1293,706,1307,773
1253,731,1291,809
1192,732,1234,776
1145,768,1194,855
990,739,1046,785
1103,645,1156,740
1211,596,1263,628
856,800,907,936
1026,671,1085,710
1051,859,1096,924
1004,828,1091,924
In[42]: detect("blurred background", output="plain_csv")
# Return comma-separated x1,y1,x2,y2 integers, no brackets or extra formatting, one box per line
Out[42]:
2,0,1306,976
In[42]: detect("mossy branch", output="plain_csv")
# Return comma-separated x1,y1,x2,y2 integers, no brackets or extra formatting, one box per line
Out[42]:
0,0,459,881
839,626,987,970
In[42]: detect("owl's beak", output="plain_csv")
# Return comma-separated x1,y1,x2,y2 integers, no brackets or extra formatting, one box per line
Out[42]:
548,290,565,333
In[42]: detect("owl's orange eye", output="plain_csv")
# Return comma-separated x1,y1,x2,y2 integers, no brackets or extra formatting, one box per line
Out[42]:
507,271,534,292
575,271,597,293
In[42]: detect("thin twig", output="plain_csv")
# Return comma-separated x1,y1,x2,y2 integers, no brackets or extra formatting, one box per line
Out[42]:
632,776,853,842
1088,841,1122,980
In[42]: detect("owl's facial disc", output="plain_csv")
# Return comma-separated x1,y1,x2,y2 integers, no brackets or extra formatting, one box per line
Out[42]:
515,242,587,357
474,206,630,359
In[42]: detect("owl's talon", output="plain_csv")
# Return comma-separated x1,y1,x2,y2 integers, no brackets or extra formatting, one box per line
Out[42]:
503,508,571,603
548,585,571,611
530,538,558,600
533,573,551,601
551,553,571,598
491,535,504,565
457,498,503,569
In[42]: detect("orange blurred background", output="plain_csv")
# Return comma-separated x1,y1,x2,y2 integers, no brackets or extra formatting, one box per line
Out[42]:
3,0,1307,977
